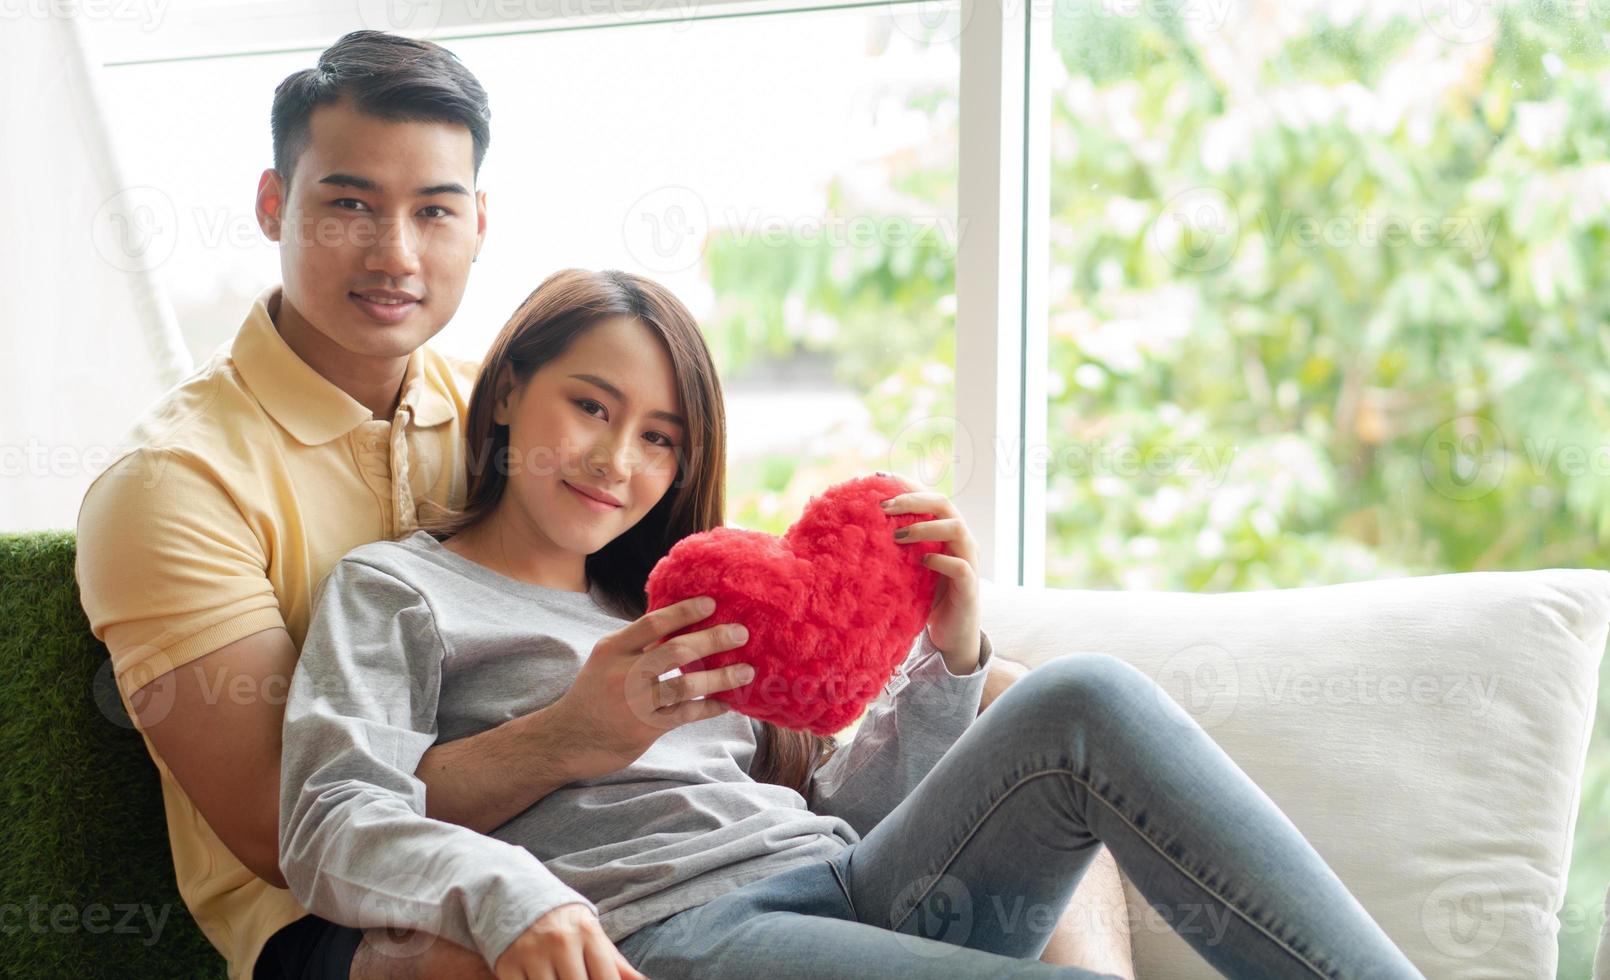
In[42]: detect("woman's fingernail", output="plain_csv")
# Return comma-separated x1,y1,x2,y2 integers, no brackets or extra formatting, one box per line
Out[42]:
737,666,756,682
880,498,894,509
894,527,909,540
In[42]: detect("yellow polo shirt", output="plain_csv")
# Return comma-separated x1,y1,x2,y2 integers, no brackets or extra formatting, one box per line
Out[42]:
75,285,477,979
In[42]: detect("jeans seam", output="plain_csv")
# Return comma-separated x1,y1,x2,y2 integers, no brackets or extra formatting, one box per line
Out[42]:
891,767,1332,980
827,856,859,920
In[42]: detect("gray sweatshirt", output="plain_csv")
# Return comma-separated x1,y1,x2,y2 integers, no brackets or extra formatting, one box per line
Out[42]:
278,529,993,967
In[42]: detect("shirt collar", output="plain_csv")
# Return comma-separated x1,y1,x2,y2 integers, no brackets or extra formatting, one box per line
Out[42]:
232,285,455,445
399,350,456,429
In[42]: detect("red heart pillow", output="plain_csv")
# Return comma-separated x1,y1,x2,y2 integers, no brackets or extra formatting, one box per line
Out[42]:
644,474,943,735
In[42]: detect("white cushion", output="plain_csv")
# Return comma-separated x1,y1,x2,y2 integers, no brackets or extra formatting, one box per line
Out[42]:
979,569,1610,980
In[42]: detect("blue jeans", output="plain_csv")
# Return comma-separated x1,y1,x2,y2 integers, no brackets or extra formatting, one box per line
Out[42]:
614,652,1425,979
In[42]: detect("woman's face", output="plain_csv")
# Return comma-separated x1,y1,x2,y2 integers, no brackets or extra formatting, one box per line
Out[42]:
493,316,688,558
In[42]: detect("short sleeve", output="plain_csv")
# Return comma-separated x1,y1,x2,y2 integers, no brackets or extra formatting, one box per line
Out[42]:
75,448,283,700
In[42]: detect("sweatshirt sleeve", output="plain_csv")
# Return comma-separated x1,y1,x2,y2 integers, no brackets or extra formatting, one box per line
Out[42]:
805,627,994,838
278,555,595,969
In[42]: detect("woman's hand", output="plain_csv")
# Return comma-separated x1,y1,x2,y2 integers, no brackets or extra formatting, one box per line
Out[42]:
878,471,983,674
493,902,648,980
545,596,754,780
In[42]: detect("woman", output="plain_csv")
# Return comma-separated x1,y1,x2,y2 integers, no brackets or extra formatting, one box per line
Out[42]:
278,268,1425,979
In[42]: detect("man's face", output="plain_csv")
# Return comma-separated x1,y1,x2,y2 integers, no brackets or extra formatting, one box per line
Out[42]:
256,98,487,358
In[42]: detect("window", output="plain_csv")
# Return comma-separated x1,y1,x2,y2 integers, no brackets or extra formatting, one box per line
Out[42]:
1041,2,1610,973
99,2,961,534
42,7,1610,967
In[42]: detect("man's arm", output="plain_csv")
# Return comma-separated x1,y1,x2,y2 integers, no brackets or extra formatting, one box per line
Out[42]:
1041,844,1135,977
79,451,302,890
132,628,299,889
136,627,593,894
415,705,581,832
80,447,573,897
279,556,591,969
978,654,1136,978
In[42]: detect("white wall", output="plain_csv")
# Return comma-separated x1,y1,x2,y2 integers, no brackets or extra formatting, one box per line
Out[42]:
0,14,192,532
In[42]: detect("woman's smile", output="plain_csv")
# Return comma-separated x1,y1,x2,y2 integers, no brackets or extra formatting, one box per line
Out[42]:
564,480,624,514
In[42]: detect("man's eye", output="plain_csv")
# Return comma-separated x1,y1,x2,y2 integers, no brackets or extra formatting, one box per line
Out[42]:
420,205,451,219
332,198,369,212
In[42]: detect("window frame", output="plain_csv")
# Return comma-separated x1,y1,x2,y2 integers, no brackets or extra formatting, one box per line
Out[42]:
93,0,1049,587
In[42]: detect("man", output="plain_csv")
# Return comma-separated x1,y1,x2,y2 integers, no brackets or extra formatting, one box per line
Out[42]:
75,28,1131,980
77,30,495,979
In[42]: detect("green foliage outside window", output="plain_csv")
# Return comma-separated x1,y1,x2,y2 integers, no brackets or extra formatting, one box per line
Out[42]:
703,7,1609,974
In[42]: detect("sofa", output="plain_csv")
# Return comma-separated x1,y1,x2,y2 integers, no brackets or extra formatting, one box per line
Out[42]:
2,529,1606,978
976,571,1610,979
2,531,221,978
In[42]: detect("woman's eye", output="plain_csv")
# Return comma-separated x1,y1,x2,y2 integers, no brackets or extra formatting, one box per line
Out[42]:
575,398,606,419
646,432,674,448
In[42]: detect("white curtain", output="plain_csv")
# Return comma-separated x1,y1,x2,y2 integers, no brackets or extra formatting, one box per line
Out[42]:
0,10,192,532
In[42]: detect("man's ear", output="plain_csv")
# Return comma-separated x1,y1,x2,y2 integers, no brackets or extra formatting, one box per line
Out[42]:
256,169,286,242
490,363,517,425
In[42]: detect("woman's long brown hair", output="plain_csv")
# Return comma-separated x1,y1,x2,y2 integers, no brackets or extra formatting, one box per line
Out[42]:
423,268,837,797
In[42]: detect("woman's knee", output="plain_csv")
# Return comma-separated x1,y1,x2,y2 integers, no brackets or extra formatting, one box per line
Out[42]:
1012,652,1160,728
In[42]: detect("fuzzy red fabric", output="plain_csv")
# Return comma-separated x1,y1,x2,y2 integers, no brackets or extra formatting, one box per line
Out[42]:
644,474,943,735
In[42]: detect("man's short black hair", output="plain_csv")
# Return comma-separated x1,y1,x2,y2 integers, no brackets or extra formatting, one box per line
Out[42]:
270,30,491,191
